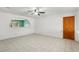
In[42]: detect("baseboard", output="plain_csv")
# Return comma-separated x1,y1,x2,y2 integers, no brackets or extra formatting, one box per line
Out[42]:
34,33,63,39
0,33,35,41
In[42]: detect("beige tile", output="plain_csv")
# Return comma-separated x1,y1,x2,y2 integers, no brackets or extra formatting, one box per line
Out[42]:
0,34,79,52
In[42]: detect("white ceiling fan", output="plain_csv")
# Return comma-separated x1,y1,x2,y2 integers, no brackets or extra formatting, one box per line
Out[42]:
4,7,46,16
26,7,45,16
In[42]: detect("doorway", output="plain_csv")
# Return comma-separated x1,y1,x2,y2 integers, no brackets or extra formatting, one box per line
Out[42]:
63,16,75,40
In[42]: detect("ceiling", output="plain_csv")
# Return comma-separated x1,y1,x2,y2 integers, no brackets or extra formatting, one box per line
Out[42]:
0,7,79,17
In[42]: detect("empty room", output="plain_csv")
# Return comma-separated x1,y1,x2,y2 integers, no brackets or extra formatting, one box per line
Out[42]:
0,7,79,52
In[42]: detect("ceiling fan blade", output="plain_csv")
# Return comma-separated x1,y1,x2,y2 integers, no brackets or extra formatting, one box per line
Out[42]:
39,12,45,14
38,13,40,16
30,13,34,15
34,9,36,12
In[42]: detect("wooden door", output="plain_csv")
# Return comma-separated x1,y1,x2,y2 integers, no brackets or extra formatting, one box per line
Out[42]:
63,16,75,40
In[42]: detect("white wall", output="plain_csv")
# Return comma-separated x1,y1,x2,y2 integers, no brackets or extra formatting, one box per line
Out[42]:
0,10,78,41
0,11,35,40
75,11,79,42
35,13,76,38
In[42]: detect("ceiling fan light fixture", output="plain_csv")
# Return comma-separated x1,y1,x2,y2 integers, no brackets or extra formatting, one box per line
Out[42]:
34,12,38,15
25,7,45,16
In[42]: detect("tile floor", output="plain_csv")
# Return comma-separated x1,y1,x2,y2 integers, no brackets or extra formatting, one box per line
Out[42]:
0,34,79,52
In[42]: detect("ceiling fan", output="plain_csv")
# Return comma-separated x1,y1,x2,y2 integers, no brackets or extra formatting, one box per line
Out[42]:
27,7,45,16
5,7,46,16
